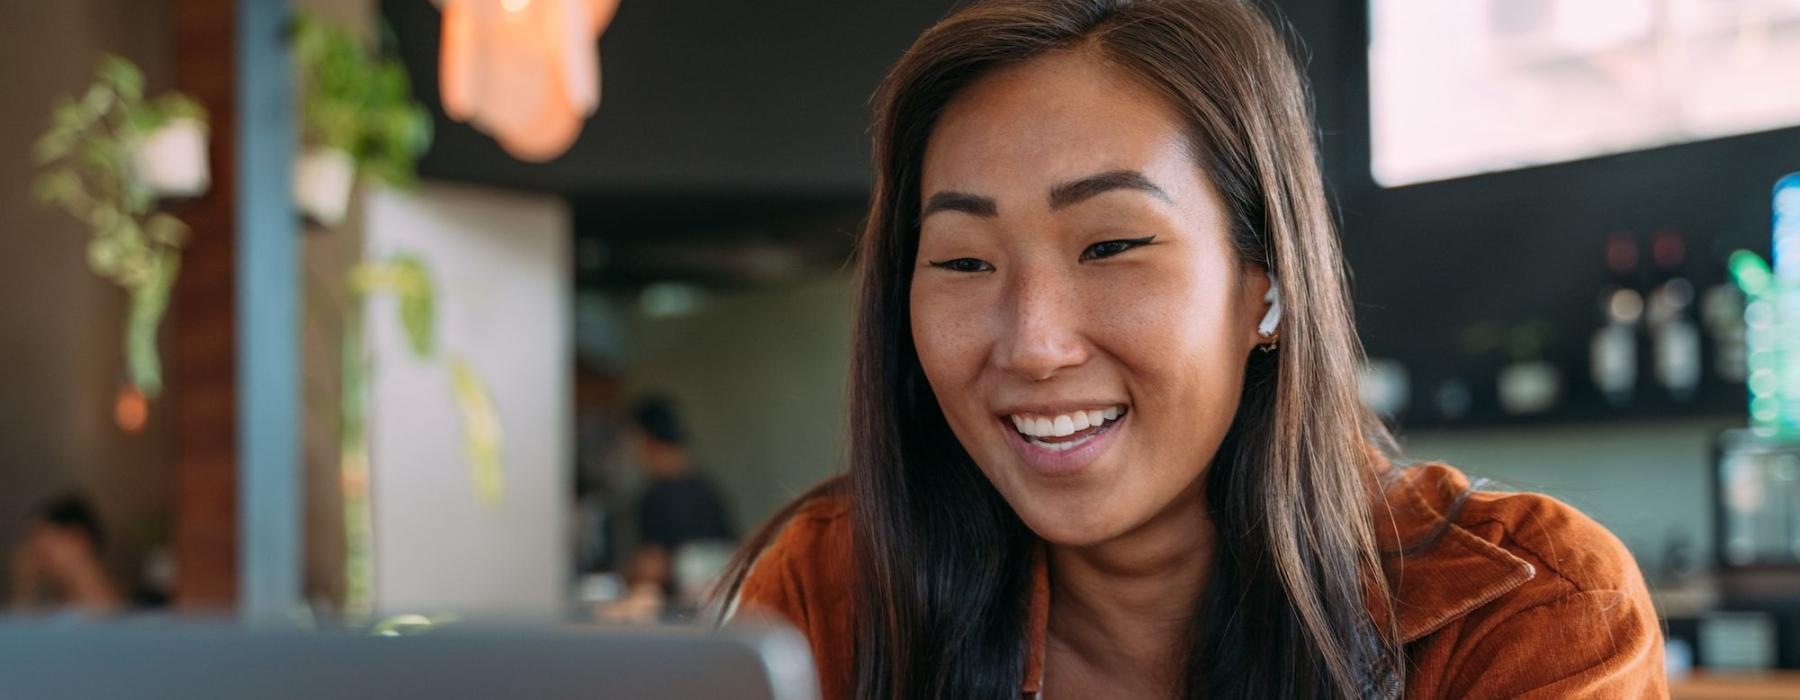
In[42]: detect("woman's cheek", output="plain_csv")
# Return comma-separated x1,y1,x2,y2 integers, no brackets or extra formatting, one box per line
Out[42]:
1081,270,1192,360
911,281,990,382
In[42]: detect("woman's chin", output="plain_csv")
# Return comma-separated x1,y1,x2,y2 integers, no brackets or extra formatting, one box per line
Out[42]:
1002,475,1208,550
1013,501,1134,548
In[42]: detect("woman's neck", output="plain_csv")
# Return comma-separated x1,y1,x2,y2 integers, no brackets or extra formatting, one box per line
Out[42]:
1045,482,1216,693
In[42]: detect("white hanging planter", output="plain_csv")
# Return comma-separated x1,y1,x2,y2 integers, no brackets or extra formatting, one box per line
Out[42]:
131,117,210,199
294,146,356,228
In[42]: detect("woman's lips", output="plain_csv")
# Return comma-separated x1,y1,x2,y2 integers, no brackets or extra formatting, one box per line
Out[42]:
999,407,1128,477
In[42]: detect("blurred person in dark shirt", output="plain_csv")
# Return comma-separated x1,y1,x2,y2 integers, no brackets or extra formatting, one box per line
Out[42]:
8,494,123,617
606,396,734,621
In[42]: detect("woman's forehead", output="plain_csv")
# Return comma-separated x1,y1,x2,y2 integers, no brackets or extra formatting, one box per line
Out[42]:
920,51,1203,212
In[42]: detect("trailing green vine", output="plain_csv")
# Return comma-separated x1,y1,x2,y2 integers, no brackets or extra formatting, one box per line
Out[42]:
33,55,207,398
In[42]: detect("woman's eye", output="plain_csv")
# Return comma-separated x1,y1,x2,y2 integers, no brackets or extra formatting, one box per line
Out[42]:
927,258,994,273
1081,236,1157,262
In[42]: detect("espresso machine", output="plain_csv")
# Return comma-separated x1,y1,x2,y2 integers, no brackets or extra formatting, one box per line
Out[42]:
1708,428,1800,669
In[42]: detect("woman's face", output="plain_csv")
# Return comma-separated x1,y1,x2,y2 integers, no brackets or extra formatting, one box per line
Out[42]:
910,51,1270,547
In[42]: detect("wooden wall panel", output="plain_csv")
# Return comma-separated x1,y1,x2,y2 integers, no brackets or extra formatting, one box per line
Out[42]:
170,0,238,611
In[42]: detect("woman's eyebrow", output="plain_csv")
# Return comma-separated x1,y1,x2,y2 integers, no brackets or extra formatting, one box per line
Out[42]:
1048,169,1172,209
922,191,999,219
921,170,1168,220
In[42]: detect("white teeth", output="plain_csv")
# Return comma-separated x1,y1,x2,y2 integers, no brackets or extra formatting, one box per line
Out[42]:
1008,405,1127,438
1037,437,1085,452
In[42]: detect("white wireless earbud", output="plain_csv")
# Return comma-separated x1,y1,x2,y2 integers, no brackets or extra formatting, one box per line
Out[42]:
1258,271,1282,338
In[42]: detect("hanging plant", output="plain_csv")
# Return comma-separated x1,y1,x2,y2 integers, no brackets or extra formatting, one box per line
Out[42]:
287,14,446,621
290,13,433,227
33,55,209,399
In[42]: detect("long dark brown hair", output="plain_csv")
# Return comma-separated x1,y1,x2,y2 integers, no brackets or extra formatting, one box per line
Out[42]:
718,1,1405,697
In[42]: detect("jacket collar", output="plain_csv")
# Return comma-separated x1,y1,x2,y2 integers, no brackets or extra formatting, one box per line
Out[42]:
1017,461,1535,695
1372,462,1538,642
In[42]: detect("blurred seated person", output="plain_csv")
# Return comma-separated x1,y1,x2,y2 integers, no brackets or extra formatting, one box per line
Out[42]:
8,494,123,617
606,397,734,622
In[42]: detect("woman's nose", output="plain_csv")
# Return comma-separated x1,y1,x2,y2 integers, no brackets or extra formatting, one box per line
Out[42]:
992,267,1089,381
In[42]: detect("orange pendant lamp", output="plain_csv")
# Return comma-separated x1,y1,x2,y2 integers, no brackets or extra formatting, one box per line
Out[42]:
436,0,620,162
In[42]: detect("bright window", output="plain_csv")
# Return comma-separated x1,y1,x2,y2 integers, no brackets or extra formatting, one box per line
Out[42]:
1370,0,1800,187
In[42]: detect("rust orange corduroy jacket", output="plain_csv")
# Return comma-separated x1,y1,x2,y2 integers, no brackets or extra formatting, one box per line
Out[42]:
737,462,1668,699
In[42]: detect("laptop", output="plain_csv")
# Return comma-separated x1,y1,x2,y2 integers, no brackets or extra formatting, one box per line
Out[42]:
0,621,818,699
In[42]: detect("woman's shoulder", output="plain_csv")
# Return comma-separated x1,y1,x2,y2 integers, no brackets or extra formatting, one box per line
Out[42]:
1382,462,1666,697
727,489,853,626
1384,461,1646,598
732,490,856,699
751,492,853,577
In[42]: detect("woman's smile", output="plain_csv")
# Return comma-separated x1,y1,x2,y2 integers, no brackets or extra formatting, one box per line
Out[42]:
999,404,1129,475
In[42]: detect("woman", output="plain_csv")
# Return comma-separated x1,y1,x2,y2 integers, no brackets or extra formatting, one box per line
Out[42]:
721,0,1665,697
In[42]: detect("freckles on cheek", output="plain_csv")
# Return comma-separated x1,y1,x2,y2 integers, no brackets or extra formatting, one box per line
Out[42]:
1090,277,1205,347
911,285,984,382
1088,268,1241,384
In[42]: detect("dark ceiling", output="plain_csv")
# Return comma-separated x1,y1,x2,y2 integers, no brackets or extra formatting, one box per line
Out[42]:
382,0,967,196
380,0,960,289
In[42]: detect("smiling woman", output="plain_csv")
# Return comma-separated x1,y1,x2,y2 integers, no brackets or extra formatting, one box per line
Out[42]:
715,1,1666,698
911,51,1269,553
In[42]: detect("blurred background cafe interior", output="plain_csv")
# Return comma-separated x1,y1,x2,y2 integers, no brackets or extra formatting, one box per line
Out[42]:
1,0,1799,697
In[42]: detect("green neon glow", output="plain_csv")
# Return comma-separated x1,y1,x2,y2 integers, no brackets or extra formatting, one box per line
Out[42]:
1731,250,1774,297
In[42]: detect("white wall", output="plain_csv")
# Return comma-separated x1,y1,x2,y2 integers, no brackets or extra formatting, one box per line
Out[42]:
363,182,571,618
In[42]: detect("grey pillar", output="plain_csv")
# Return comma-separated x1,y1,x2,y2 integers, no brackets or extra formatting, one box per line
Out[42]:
236,0,300,626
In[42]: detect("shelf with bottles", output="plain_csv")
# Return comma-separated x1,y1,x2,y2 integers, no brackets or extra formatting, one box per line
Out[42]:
1360,228,1753,431
1373,371,1747,431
